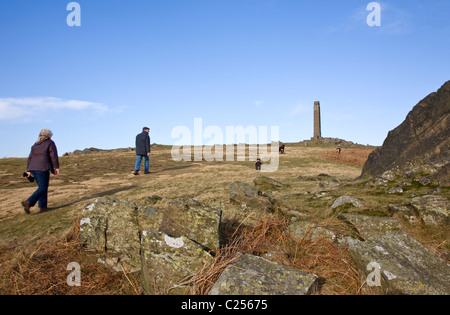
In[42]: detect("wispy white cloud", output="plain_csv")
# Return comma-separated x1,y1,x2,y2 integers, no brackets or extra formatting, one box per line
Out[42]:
290,103,308,117
0,97,109,121
253,100,265,108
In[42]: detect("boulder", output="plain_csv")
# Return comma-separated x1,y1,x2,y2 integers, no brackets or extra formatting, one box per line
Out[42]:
141,231,214,294
79,198,141,270
348,233,450,295
338,213,404,240
387,187,403,194
138,198,222,293
254,176,285,190
317,177,341,191
79,197,222,294
331,196,363,209
156,198,222,251
209,254,318,295
230,182,274,213
388,204,421,224
410,195,449,226
361,81,450,180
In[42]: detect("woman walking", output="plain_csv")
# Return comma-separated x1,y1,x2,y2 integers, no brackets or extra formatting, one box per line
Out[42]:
22,129,60,214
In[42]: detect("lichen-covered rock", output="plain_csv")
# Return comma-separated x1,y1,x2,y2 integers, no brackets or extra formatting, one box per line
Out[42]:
316,177,341,192
79,198,141,271
389,204,421,224
338,213,404,240
331,196,363,209
253,176,285,190
361,81,450,179
138,198,222,252
230,182,274,213
160,198,222,251
141,231,214,294
80,198,140,253
209,254,318,295
387,187,403,194
410,195,449,226
288,220,336,242
348,233,450,295
80,196,222,294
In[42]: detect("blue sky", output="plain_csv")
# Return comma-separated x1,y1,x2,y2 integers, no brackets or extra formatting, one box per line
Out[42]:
0,0,449,157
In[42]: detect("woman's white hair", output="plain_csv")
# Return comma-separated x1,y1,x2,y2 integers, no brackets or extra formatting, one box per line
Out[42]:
36,129,53,143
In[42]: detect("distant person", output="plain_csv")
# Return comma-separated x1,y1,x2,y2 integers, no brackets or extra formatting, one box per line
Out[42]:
279,144,285,154
134,127,151,175
336,147,342,155
22,129,60,214
255,158,262,171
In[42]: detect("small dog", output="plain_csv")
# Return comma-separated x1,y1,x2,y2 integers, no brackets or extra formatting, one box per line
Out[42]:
255,158,262,171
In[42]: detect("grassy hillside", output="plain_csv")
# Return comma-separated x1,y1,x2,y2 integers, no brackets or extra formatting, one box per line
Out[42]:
0,143,447,295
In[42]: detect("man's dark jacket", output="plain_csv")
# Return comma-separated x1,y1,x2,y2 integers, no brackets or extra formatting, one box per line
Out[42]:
136,131,151,156
27,139,60,173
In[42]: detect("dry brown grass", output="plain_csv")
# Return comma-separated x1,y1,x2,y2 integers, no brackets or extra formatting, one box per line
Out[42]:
319,148,374,167
180,212,362,295
0,220,140,295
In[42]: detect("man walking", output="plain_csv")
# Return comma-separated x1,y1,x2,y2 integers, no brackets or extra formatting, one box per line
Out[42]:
134,127,151,175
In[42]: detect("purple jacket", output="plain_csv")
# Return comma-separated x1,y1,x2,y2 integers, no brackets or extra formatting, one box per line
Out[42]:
27,139,60,173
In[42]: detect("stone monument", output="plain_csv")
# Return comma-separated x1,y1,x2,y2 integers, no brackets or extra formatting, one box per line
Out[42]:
312,101,322,140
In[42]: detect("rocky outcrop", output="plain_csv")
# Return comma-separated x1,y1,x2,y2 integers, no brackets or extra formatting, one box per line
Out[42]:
79,197,221,294
253,176,286,191
209,254,318,295
410,195,449,226
336,213,450,295
79,198,141,271
331,196,363,209
229,181,274,213
361,81,450,183
348,233,450,295
388,195,449,227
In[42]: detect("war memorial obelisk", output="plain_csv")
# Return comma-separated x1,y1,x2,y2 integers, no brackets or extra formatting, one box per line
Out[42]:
312,101,322,140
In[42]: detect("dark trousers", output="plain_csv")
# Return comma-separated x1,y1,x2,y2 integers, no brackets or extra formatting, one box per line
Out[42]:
27,171,50,208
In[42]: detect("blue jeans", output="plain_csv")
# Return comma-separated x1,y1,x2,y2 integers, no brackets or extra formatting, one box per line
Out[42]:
27,171,50,208
135,155,149,172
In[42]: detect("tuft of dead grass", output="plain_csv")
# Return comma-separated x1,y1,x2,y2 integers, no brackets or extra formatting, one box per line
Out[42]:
319,149,374,167
0,219,140,295
180,213,363,295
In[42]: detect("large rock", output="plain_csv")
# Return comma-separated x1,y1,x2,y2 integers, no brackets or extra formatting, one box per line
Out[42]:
338,213,404,240
361,81,450,180
151,198,222,251
138,198,222,293
79,197,222,294
79,198,141,270
410,195,449,226
254,176,286,190
209,254,318,295
331,196,363,209
230,182,274,213
348,233,450,295
141,232,214,294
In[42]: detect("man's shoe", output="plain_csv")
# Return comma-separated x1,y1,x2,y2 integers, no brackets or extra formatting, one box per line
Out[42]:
144,171,151,174
39,207,50,213
22,200,31,214
134,170,140,176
